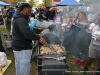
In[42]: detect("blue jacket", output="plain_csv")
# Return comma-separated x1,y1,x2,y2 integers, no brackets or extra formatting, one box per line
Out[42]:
12,10,17,18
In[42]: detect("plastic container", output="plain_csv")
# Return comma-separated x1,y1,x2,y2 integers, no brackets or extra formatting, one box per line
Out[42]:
0,64,2,73
0,52,7,67
5,39,12,48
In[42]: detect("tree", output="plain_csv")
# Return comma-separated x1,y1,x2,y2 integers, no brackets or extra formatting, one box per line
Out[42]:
80,0,100,6
0,0,8,3
11,0,26,7
28,0,38,7
38,4,43,8
79,0,92,5
42,0,51,7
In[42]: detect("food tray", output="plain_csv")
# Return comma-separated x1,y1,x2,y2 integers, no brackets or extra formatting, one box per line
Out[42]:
33,44,66,56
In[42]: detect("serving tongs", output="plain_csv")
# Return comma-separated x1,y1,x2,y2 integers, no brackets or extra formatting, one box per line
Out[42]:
39,39,56,51
44,43,56,51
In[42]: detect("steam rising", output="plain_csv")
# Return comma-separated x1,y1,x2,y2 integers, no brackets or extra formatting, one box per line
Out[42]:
47,1,100,54
37,1,100,54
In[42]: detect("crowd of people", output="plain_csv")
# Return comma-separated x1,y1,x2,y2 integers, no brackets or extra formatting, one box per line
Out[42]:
34,5,100,75
0,2,100,75
54,5,100,75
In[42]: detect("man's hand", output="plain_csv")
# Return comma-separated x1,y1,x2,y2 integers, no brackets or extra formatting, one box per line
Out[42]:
39,38,47,44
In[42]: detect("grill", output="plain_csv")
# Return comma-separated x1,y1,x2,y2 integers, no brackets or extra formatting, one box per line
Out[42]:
31,22,92,75
31,44,68,75
31,30,69,75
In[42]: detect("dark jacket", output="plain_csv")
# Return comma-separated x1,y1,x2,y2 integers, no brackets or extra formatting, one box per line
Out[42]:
12,12,40,51
45,11,53,20
5,17,11,31
39,14,48,21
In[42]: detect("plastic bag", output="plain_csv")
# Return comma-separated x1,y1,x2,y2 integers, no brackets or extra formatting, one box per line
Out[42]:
29,18,40,31
0,52,7,67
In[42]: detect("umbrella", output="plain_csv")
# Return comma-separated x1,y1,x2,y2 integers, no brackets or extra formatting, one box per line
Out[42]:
56,0,83,6
0,1,11,6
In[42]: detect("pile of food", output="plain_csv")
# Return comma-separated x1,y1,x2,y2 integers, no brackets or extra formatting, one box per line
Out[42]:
40,45,64,54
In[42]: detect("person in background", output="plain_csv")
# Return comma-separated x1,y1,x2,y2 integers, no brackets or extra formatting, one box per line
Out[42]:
12,4,46,75
68,7,74,19
0,15,4,25
5,11,12,36
31,9,35,18
73,11,89,68
36,6,39,12
62,8,67,23
67,8,74,26
12,5,21,18
39,9,47,21
83,13,100,75
1,7,4,14
0,32,9,55
55,12,62,39
72,11,79,25
3,6,7,19
7,6,12,13
38,8,41,14
88,6,97,24
45,7,53,20
53,10,57,21
11,4,21,34
61,8,68,40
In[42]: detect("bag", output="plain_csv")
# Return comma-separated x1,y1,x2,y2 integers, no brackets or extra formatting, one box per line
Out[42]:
0,52,7,67
29,19,40,31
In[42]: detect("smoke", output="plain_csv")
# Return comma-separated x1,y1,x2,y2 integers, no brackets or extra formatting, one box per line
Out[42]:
36,2,100,47
53,1,100,40
51,1,100,54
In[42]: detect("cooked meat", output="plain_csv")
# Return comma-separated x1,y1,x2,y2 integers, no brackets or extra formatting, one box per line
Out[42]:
43,44,47,47
40,44,64,54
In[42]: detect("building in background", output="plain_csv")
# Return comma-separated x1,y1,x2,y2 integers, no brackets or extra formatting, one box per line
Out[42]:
8,0,12,4
52,0,61,6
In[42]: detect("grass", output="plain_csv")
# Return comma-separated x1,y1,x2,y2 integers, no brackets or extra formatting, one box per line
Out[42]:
0,28,98,75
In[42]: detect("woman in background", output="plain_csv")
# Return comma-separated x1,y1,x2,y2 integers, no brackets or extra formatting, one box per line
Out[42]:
83,12,100,75
73,11,89,68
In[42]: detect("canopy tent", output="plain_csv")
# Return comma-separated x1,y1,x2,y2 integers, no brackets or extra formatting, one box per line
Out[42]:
0,1,11,6
56,0,83,6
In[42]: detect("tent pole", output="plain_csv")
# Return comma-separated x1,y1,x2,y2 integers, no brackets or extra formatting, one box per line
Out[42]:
45,0,46,7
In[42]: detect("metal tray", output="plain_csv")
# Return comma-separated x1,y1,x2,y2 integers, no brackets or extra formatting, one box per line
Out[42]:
34,44,66,56
31,44,67,62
